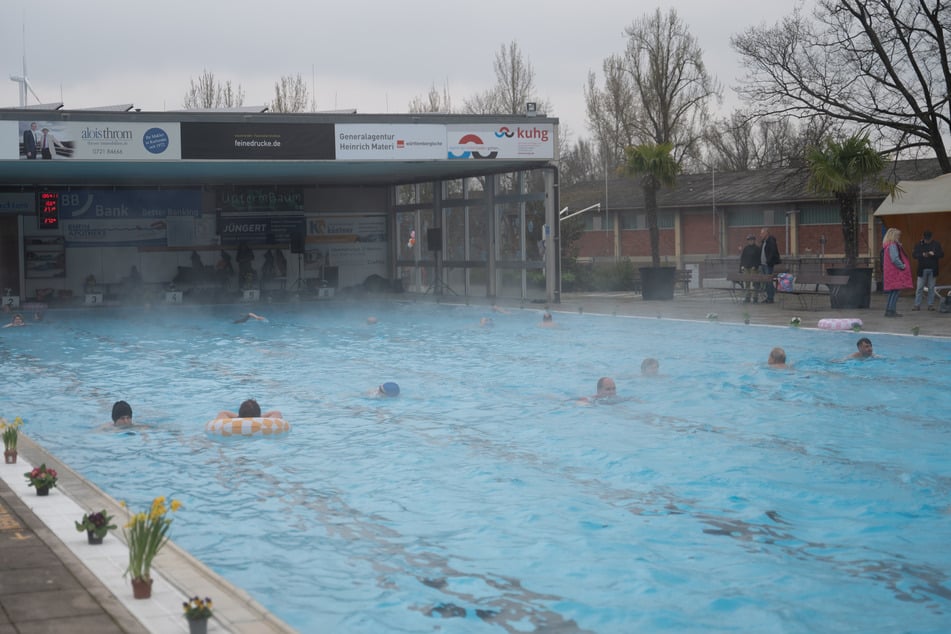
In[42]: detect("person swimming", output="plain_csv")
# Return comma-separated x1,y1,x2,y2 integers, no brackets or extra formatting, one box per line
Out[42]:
233,312,267,324
111,400,133,427
378,382,400,397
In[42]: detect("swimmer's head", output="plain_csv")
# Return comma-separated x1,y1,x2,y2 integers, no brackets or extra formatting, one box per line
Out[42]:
379,382,400,397
238,399,261,417
111,400,133,424
367,316,378,325
542,311,553,322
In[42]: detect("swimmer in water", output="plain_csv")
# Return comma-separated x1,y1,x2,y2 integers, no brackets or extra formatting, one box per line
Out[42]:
217,398,282,419
233,312,267,324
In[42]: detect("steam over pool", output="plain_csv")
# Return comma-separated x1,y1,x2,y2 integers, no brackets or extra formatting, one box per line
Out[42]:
2,302,950,633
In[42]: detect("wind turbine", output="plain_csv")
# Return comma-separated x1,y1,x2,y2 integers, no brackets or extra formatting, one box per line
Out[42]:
9,24,41,107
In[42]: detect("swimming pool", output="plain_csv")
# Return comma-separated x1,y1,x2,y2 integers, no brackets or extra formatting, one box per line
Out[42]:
2,302,950,633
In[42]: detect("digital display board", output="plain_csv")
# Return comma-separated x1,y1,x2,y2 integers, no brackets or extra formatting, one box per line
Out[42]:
37,191,60,229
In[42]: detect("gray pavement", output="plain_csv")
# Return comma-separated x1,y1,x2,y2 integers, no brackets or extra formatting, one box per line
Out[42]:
0,477,147,634
0,287,946,634
553,286,950,339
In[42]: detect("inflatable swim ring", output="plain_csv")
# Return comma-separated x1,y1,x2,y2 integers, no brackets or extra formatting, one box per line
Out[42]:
205,417,291,437
817,318,863,330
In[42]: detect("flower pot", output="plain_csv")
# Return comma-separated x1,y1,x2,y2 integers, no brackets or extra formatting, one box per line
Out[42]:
35,485,50,496
3,449,15,464
639,266,676,301
828,267,873,309
131,577,153,599
188,618,209,634
87,530,103,545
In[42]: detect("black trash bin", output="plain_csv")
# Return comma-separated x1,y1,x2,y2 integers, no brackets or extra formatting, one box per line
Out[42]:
828,267,872,309
640,266,676,301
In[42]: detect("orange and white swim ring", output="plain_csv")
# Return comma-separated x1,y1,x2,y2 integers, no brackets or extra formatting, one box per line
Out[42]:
205,417,291,437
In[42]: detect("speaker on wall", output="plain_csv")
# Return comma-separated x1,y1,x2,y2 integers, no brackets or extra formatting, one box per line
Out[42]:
427,228,442,252
290,231,305,254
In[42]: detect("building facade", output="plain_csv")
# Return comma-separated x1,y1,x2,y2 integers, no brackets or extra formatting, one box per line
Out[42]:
0,108,560,308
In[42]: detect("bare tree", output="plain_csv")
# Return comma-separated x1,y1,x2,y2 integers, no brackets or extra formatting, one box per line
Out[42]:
494,41,537,115
623,8,720,160
462,89,502,114
463,40,550,115
559,136,602,187
698,108,845,173
732,0,951,173
408,82,452,113
584,55,639,172
270,74,310,113
586,8,720,167
182,69,245,109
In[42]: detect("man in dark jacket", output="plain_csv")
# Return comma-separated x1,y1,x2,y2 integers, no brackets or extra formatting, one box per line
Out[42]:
912,230,944,310
739,234,762,303
759,227,782,303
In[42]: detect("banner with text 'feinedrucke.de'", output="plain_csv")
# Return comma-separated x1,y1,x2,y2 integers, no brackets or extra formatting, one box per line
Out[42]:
180,122,335,160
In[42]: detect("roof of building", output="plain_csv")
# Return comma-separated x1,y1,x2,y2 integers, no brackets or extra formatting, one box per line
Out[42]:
561,158,945,212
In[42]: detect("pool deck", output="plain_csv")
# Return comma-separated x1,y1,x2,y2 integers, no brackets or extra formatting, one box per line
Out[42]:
552,286,951,338
0,436,296,634
0,287,947,634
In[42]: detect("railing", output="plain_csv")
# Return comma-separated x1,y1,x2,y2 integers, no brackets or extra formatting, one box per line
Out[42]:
701,256,877,280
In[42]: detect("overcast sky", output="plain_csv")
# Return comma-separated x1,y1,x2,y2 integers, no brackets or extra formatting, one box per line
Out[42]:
2,0,801,142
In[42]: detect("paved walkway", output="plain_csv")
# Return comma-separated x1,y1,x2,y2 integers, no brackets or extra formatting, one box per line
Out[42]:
0,475,147,633
0,288,946,634
555,286,950,338
0,438,296,634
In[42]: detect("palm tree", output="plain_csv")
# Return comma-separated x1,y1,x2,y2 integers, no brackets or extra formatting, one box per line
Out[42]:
621,143,679,267
806,135,894,268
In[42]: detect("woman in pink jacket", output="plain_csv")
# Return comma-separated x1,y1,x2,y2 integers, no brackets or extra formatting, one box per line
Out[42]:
882,228,913,317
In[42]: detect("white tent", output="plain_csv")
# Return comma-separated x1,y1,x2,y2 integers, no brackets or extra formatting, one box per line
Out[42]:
873,173,951,289
874,173,951,216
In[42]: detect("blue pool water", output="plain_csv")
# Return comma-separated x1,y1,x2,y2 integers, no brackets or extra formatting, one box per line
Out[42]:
2,302,950,633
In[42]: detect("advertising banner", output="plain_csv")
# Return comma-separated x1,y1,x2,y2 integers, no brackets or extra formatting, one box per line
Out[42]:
0,192,35,215
447,123,554,160
62,218,169,247
216,187,305,212
218,215,305,246
304,214,387,268
55,190,201,247
58,189,202,220
181,122,335,160
14,121,181,160
335,124,446,160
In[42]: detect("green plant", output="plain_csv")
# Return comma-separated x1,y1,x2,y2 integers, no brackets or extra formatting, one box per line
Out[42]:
122,495,182,582
790,316,802,327
1,416,23,451
75,510,117,539
706,312,718,321
183,596,214,621
806,134,895,268
24,463,57,489
851,322,862,332
621,143,679,267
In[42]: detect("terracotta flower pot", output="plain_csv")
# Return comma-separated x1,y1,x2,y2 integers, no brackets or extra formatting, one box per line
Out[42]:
3,449,15,464
131,577,153,599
